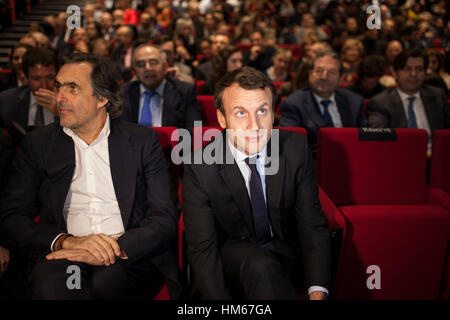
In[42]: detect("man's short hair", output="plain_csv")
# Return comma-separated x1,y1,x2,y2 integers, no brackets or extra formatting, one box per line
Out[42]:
393,49,428,71
22,47,58,77
310,50,343,75
62,53,123,119
214,66,276,115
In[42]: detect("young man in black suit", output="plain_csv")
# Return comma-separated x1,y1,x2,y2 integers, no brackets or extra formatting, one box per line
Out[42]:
183,67,331,300
0,53,181,300
0,47,59,146
368,49,450,153
121,44,201,130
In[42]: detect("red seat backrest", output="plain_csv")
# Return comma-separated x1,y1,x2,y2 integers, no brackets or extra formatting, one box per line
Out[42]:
316,128,428,206
195,80,205,95
430,129,450,193
197,95,219,127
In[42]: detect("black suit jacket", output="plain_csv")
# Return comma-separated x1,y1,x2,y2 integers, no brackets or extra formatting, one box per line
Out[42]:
182,130,331,299
0,118,181,298
280,87,368,151
367,85,450,131
0,131,14,198
121,78,202,130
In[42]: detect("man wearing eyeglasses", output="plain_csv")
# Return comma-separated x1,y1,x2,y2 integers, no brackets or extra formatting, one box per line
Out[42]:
368,49,450,153
121,44,201,130
280,51,367,153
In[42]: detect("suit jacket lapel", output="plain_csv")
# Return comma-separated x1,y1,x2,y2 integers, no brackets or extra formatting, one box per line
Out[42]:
306,89,326,128
391,89,408,128
419,87,437,132
17,86,30,128
264,132,285,239
45,127,75,230
129,81,141,123
335,91,352,126
162,79,178,126
108,119,136,228
218,132,255,235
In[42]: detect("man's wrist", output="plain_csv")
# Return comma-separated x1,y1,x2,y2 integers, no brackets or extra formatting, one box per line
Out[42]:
54,234,73,251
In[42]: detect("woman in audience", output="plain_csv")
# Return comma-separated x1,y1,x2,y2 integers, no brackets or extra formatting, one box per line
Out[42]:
341,38,364,85
427,49,450,91
0,44,30,92
200,45,243,95
266,48,292,82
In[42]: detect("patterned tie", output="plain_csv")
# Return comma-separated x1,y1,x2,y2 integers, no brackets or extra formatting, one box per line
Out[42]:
320,99,334,127
407,96,417,128
139,91,154,127
245,157,273,249
35,105,44,127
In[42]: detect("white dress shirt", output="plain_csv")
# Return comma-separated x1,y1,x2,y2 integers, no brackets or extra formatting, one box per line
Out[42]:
62,114,125,238
27,93,54,126
313,92,343,128
396,88,432,152
138,80,165,127
226,137,328,296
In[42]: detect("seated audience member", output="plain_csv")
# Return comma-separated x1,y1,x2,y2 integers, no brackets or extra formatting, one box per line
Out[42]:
137,11,160,41
340,38,364,84
244,29,277,72
293,12,328,44
183,67,331,300
0,44,31,92
195,33,230,81
71,28,90,53
111,24,137,81
100,12,115,41
0,47,58,147
368,49,450,152
89,38,111,57
280,51,367,152
291,39,332,74
427,49,450,92
266,48,293,82
87,21,103,42
0,53,181,300
121,44,201,130
201,45,243,95
345,55,386,99
275,61,310,108
380,40,403,87
159,37,194,84
19,34,38,48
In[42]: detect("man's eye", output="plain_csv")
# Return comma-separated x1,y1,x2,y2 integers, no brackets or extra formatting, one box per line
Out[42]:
70,85,77,91
236,111,245,117
258,108,267,115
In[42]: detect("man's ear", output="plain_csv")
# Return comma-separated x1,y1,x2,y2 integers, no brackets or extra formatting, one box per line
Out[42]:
217,109,227,129
97,96,109,109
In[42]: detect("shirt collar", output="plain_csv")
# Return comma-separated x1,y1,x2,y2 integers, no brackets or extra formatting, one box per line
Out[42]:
396,87,420,102
63,113,111,146
226,133,267,164
140,79,166,97
312,92,336,106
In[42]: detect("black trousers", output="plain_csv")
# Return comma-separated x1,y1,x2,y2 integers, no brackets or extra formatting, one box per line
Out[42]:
220,239,303,300
29,254,165,300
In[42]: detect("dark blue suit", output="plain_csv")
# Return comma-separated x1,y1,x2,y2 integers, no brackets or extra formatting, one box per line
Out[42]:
121,78,202,130
280,87,368,151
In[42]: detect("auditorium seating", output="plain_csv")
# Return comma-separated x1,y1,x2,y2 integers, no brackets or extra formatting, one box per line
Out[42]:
197,95,219,126
195,80,205,95
316,128,450,300
427,129,450,300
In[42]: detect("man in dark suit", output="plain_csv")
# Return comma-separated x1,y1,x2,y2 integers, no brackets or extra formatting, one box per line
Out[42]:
280,51,367,152
183,67,331,300
368,49,450,140
195,33,230,82
0,53,181,300
121,44,201,130
0,47,59,147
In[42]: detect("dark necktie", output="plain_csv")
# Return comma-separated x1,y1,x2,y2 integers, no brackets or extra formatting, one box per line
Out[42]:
320,99,334,127
407,96,417,128
35,105,44,127
245,157,272,248
139,91,154,127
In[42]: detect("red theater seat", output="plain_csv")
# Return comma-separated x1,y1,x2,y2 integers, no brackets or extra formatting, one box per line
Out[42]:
316,128,450,300
197,95,219,126
195,80,205,95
